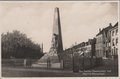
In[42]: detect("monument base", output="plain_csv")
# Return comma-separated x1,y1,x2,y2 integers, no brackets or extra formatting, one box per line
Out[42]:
39,52,60,63
32,53,63,69
32,62,62,69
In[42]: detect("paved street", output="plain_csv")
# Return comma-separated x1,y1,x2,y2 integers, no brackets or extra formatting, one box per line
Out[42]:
2,66,82,77
2,64,118,77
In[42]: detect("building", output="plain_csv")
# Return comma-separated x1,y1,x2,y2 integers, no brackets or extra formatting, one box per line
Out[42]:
109,22,118,59
62,39,96,70
95,23,112,58
95,29,104,58
84,41,91,57
91,38,96,57
83,39,96,57
63,38,95,57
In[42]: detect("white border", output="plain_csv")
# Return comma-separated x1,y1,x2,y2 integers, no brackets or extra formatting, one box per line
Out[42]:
0,0,119,79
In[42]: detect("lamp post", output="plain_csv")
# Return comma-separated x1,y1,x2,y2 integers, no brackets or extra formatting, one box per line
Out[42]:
73,49,80,73
81,47,87,71
72,51,74,72
80,48,85,71
82,49,84,71
90,50,92,77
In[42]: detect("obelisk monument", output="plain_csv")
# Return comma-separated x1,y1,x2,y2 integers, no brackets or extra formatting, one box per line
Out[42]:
39,7,63,63
49,7,63,62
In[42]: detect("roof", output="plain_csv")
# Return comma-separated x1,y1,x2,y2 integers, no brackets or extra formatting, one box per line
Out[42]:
113,22,118,28
96,23,113,36
63,42,86,54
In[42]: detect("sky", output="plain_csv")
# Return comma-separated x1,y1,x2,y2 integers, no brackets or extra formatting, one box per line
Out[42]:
0,1,118,52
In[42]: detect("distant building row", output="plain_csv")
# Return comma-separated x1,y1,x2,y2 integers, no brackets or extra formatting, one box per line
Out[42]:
64,22,118,59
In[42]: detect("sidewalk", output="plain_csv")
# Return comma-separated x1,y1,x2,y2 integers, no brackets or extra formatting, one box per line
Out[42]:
2,58,118,77
2,66,83,77
2,65,118,77
2,66,73,73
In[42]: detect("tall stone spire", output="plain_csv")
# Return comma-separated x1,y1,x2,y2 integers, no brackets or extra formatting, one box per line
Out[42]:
49,7,63,61
39,7,63,63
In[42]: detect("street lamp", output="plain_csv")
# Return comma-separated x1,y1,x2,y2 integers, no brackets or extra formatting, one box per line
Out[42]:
81,47,87,71
72,49,80,73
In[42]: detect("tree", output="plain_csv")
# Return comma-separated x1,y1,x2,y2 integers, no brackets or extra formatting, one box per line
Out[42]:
1,30,44,59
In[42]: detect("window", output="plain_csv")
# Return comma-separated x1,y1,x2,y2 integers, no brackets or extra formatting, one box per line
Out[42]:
97,38,99,43
116,29,118,35
112,49,114,55
116,38,118,45
112,39,114,46
112,31,114,36
116,48,118,55
98,50,99,57
114,48,116,55
99,50,100,57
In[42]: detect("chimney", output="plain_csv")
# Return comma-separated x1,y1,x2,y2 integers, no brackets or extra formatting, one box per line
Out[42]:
109,23,112,27
99,28,101,32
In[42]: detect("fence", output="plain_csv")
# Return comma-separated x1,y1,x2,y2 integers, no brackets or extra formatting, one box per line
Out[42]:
2,59,37,67
62,53,103,71
2,56,104,71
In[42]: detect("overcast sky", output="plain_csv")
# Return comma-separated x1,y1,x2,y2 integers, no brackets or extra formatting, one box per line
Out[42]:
0,1,118,52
